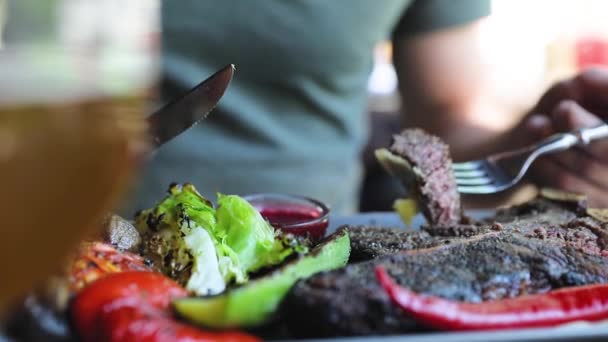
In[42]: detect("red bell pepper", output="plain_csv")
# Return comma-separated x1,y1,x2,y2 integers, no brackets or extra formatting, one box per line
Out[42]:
376,266,608,331
72,271,260,342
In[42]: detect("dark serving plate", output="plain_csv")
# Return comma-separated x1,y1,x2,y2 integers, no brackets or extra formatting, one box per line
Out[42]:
277,211,608,342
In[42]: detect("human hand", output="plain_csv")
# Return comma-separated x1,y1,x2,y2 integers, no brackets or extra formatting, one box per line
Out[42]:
520,68,608,207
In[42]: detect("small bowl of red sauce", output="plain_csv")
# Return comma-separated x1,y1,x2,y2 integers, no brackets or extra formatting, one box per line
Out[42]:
244,193,330,242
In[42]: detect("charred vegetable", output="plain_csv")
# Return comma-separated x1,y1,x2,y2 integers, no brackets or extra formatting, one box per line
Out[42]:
2,241,149,342
69,241,150,292
71,271,259,342
101,214,142,252
539,187,588,215
135,183,308,296
173,228,350,328
376,266,608,330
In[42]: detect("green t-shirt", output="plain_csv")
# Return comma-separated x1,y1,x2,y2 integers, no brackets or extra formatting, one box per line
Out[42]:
131,0,490,214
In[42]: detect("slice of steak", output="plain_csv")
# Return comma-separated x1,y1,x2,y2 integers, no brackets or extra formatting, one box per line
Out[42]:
281,200,608,337
376,129,462,225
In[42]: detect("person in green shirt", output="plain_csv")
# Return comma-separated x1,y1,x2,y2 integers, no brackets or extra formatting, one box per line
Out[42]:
131,0,608,214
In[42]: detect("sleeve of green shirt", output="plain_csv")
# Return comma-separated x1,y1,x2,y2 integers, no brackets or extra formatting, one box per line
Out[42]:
393,0,491,37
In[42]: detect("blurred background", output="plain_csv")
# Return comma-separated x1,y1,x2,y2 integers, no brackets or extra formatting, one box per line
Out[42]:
367,0,608,115
361,0,608,211
4,0,606,112
7,0,600,116
4,0,606,213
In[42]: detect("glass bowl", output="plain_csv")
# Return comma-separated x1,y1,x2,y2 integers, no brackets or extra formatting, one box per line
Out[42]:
244,193,330,242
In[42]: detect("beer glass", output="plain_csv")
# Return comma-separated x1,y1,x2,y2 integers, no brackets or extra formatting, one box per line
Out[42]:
0,0,158,307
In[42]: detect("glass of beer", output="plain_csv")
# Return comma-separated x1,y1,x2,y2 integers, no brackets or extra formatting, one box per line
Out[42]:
0,0,158,307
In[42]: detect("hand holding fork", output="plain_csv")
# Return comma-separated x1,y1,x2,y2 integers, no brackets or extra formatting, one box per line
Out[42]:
455,68,608,207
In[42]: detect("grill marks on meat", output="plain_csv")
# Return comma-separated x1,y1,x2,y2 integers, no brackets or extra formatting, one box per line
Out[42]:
388,129,462,225
281,199,608,337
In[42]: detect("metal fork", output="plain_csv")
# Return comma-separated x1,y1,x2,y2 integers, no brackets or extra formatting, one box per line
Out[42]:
453,124,608,194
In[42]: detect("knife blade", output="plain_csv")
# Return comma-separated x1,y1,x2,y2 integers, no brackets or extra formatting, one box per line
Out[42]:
147,64,235,148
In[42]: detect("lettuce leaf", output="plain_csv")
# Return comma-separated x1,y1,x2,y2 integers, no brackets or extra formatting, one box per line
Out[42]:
135,183,223,294
135,183,301,296
215,194,295,276
184,226,226,295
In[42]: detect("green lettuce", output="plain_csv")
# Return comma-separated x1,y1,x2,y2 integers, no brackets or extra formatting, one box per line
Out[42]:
216,194,296,277
134,183,301,296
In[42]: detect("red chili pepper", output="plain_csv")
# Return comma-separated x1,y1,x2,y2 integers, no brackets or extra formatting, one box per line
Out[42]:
375,266,608,331
72,271,260,342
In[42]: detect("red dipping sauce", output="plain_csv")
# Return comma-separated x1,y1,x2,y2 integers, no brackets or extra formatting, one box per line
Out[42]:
244,194,330,242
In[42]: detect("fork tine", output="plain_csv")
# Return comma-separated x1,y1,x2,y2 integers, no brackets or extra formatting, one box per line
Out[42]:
457,184,498,194
453,169,486,179
455,176,493,186
452,161,483,171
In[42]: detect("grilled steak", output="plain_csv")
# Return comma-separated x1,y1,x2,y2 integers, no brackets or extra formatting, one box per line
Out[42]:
280,198,608,337
376,129,462,225
274,129,608,338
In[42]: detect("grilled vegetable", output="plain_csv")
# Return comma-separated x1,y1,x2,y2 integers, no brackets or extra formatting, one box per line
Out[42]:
69,241,150,292
101,214,142,252
173,229,351,328
71,271,259,342
376,266,608,331
539,188,587,215
2,241,149,342
135,183,306,296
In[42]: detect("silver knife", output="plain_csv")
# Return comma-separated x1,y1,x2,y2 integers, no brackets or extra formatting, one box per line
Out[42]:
147,64,235,147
